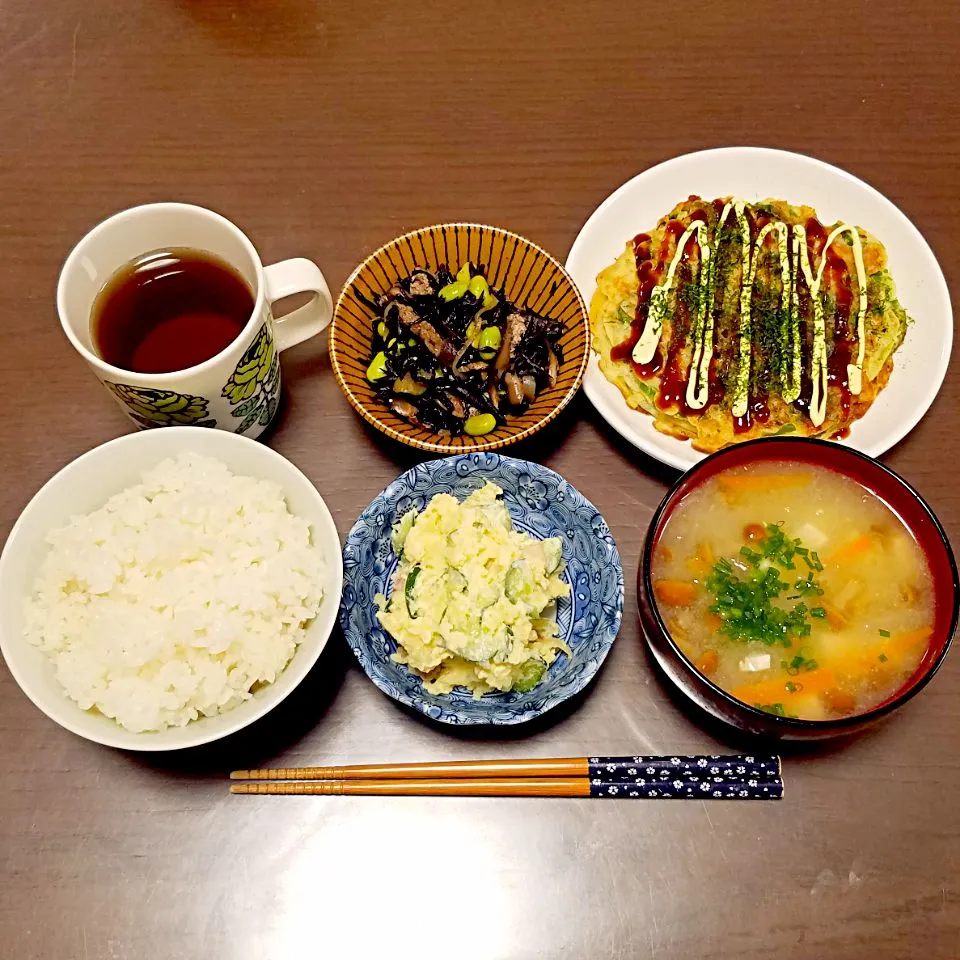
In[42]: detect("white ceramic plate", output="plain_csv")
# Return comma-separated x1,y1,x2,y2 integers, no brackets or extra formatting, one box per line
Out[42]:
565,147,953,471
0,428,343,751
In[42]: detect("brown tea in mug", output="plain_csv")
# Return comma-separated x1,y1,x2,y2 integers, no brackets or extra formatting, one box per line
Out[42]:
91,247,255,374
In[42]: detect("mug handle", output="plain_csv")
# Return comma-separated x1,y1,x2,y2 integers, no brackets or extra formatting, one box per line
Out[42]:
263,258,333,352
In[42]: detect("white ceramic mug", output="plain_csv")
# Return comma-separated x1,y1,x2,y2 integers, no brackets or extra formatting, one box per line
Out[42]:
57,202,333,439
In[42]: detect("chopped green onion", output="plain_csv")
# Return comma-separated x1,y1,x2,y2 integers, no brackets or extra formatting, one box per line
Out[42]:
794,573,824,597
879,628,891,637
783,652,818,676
758,702,786,716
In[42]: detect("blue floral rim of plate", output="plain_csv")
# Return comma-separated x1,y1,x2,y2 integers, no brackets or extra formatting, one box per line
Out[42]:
339,453,624,724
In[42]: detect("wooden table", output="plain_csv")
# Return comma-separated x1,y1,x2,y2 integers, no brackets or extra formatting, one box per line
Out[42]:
1,1,958,957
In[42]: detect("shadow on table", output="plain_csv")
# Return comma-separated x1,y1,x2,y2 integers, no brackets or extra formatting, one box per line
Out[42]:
581,399,684,490
172,0,332,56
126,626,351,778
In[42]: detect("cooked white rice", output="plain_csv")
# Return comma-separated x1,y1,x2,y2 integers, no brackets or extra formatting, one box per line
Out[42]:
23,451,326,733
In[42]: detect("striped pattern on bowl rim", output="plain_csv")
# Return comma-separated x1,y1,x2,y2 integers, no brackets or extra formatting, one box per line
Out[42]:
330,222,590,453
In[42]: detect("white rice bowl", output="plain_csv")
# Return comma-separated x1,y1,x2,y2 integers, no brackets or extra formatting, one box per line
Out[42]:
25,452,326,733
0,428,342,750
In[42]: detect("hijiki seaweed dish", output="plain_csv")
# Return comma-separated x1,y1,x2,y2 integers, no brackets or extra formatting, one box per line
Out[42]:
590,196,910,451
363,264,564,437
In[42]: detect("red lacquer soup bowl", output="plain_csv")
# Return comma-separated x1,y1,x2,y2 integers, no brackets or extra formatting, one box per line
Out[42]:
637,438,958,740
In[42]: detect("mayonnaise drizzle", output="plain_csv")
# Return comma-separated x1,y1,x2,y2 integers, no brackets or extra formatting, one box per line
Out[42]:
826,224,867,396
632,219,708,365
631,200,868,428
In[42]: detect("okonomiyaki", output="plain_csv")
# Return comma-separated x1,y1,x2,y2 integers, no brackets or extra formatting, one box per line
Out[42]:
590,196,910,451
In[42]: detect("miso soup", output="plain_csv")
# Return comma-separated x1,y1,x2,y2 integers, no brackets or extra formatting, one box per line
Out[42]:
651,462,935,721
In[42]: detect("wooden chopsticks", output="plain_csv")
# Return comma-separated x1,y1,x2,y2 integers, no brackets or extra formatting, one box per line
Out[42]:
229,754,783,800
232,757,596,781
233,778,597,797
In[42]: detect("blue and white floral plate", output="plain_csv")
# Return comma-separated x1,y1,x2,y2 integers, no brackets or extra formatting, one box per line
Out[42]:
340,453,624,724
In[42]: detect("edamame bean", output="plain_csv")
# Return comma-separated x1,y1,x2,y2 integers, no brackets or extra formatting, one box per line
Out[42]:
438,263,474,302
464,413,497,436
477,326,502,351
468,275,489,299
366,351,388,382
439,280,468,301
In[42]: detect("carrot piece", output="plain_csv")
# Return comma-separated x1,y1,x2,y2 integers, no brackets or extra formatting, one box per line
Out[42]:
695,650,719,676
730,676,790,705
705,613,723,632
886,626,933,657
826,534,874,566
718,473,812,496
824,688,857,715
793,667,836,695
788,669,836,698
653,579,699,607
730,668,836,707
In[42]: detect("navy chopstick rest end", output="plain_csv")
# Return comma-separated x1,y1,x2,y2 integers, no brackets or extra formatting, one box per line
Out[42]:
585,755,782,799
587,754,780,780
588,778,783,799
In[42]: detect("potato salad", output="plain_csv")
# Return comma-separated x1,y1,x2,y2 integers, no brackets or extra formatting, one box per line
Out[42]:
375,482,570,697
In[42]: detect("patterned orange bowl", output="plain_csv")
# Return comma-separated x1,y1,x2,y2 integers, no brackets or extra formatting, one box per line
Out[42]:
330,223,590,453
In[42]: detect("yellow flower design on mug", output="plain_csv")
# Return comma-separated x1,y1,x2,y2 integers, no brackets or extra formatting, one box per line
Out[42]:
222,324,281,433
105,383,216,429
